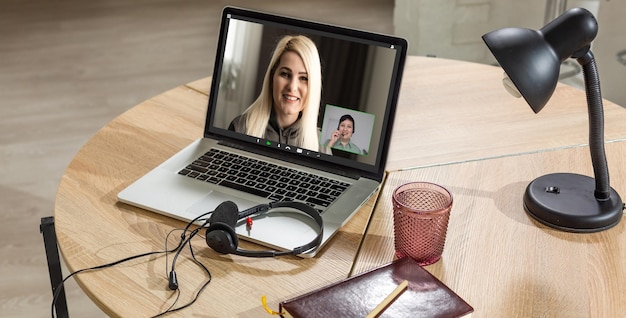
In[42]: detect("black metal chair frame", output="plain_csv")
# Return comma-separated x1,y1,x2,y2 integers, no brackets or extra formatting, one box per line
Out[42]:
40,216,69,318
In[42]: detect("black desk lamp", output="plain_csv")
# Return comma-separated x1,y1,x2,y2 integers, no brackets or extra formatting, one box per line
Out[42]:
482,7,624,232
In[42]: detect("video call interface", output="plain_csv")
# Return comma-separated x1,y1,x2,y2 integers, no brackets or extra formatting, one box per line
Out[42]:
208,13,402,171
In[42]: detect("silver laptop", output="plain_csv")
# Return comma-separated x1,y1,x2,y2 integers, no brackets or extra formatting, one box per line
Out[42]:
117,6,407,257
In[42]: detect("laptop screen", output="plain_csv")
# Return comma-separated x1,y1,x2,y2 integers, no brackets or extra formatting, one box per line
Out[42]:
205,7,407,180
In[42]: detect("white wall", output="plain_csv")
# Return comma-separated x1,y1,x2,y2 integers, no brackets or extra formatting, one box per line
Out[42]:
393,0,626,107
593,0,626,107
394,0,545,65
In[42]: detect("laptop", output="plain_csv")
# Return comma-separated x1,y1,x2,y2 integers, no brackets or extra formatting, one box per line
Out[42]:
117,6,407,257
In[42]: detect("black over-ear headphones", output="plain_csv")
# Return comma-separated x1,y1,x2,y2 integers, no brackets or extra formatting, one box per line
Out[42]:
168,200,323,290
205,200,324,257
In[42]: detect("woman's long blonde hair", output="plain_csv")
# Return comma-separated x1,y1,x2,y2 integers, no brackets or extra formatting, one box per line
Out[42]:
243,35,322,150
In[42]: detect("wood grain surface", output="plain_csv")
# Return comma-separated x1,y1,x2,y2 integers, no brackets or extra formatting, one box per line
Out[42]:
353,141,626,317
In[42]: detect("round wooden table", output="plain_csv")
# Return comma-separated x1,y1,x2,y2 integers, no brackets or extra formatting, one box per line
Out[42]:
55,56,626,317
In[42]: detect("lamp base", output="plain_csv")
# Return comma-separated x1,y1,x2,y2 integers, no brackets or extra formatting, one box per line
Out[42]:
524,173,624,233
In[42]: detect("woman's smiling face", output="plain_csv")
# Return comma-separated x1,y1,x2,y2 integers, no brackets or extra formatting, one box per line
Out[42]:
272,51,308,122
338,119,354,141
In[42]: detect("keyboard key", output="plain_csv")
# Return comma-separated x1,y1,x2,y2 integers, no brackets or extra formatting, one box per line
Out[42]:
220,180,270,198
187,165,208,173
306,197,331,207
269,194,284,201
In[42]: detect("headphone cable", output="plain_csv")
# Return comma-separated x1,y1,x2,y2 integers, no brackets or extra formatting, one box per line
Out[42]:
153,227,213,317
51,248,172,318
50,227,189,318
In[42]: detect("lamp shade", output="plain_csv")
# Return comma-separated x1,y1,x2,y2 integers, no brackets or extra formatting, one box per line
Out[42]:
482,8,598,113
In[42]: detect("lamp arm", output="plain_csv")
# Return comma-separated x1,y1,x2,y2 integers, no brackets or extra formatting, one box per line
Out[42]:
576,50,611,200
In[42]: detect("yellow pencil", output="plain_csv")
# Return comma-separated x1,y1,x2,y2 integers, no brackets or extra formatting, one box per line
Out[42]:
365,280,409,318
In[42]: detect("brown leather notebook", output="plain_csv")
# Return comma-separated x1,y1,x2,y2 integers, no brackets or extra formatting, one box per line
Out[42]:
280,257,473,318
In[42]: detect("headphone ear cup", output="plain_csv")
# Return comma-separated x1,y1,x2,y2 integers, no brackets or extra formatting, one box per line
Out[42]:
205,222,238,254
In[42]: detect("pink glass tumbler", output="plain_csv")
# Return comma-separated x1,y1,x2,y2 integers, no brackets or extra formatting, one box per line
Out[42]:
392,182,453,266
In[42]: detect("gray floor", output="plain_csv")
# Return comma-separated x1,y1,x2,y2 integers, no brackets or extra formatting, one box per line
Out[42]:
0,1,393,316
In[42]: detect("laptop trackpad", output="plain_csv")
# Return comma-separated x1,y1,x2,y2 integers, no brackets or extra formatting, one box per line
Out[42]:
185,191,258,218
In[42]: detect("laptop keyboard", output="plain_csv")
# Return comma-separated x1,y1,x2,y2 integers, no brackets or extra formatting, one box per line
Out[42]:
177,148,350,213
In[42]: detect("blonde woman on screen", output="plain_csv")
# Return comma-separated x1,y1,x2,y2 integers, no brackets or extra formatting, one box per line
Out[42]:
229,35,322,151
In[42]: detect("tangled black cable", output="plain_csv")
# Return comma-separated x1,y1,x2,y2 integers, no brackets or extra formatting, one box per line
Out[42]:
154,227,213,317
51,210,216,318
50,232,178,318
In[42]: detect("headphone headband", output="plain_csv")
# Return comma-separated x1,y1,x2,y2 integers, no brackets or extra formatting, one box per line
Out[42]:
206,201,324,257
